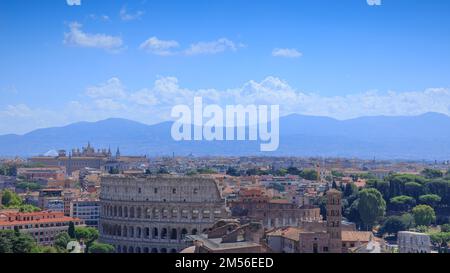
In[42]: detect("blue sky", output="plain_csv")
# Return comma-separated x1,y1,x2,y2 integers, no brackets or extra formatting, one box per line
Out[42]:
1,0,450,134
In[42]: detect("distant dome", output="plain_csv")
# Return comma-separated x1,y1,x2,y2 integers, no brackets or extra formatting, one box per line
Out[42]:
44,150,58,157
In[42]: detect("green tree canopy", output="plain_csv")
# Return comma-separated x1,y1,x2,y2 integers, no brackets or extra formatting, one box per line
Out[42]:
1,190,40,212
226,167,239,177
0,165,17,176
0,230,37,253
186,170,198,176
429,232,450,248
31,245,60,253
1,189,22,207
299,169,318,181
17,204,41,213
75,227,99,252
367,179,390,201
344,183,358,198
390,195,416,211
419,194,442,207
68,221,76,238
0,231,13,253
15,182,42,191
275,168,288,176
386,174,426,199
404,182,423,199
286,167,301,175
196,168,217,174
421,168,443,179
357,188,386,230
54,232,71,250
400,213,416,229
441,224,450,233
331,170,344,178
380,216,407,236
88,242,115,253
346,199,362,229
415,225,430,233
108,167,120,174
424,180,450,204
412,205,436,226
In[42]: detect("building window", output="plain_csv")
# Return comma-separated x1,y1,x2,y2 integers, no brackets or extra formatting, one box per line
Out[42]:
170,229,177,240
313,243,318,253
161,228,167,240
181,229,188,239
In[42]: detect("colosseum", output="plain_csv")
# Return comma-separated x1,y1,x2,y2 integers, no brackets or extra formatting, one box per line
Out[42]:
99,174,230,253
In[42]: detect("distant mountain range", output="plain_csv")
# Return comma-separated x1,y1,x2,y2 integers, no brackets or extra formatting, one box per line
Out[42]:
1,112,450,160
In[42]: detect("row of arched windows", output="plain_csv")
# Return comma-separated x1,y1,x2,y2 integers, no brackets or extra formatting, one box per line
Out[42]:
103,204,222,220
102,224,207,241
115,245,178,253
329,221,340,227
328,209,341,217
104,186,201,196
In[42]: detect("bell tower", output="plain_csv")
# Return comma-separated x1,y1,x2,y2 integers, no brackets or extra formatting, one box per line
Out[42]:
326,189,342,253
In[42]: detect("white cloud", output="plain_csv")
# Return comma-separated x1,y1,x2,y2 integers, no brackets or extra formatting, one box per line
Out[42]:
367,0,382,6
66,0,81,6
139,37,180,56
272,48,303,58
120,6,145,21
85,77,127,99
4,76,450,134
0,104,68,135
138,37,243,56
79,76,450,121
185,38,238,55
0,85,18,94
0,104,34,118
129,89,159,106
63,22,123,52
94,99,126,111
89,14,110,22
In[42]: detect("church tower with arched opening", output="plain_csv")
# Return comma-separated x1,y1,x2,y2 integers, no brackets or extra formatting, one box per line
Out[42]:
326,189,342,253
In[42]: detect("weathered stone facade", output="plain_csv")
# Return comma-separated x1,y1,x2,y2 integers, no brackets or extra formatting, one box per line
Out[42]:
398,231,432,253
29,143,147,175
326,189,342,253
266,190,352,253
230,200,321,229
99,175,230,253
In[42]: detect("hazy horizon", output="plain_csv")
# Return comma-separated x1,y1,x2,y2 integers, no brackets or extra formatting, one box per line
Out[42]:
1,111,450,136
1,0,450,135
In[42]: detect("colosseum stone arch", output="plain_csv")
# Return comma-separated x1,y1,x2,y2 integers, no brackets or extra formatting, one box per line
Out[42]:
99,175,230,253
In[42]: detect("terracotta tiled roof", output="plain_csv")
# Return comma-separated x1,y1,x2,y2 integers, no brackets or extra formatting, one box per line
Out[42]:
0,211,83,226
282,228,302,241
342,231,372,242
0,217,83,226
266,227,302,241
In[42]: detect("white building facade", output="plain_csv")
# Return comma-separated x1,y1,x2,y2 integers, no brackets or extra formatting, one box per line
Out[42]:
398,231,432,253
